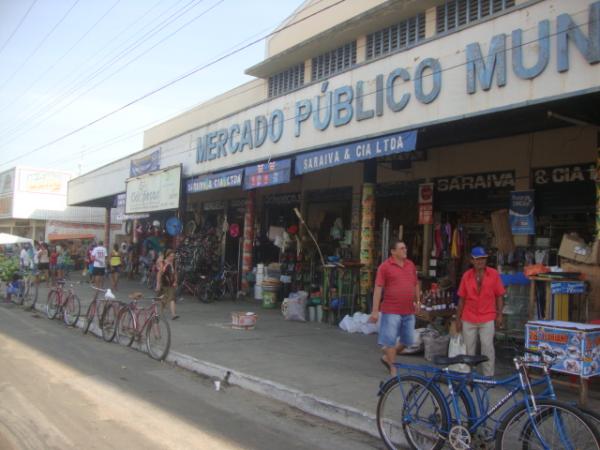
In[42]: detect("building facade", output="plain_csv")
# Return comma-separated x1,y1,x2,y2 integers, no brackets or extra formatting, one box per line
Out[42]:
68,0,600,313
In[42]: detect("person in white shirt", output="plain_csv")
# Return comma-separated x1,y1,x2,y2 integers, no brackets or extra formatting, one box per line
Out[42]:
91,241,108,289
20,245,31,270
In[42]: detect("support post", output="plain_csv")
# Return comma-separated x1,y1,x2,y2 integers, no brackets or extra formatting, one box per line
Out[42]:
104,207,111,250
241,191,256,293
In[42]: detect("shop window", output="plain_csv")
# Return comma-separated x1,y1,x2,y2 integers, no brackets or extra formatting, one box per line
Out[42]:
268,63,305,98
311,42,357,81
436,0,516,34
366,13,426,61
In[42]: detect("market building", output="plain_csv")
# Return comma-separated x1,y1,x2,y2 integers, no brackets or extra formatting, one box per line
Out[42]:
68,0,600,334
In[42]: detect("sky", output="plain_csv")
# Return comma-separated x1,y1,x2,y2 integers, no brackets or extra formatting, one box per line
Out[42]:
0,0,304,176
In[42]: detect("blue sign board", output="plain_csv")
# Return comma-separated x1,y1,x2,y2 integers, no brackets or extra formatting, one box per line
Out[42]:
186,168,243,193
130,149,160,177
510,190,535,235
295,130,417,175
551,282,586,294
244,159,291,190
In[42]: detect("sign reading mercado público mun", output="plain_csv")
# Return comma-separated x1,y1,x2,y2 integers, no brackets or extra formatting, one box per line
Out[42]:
125,165,181,214
182,1,600,178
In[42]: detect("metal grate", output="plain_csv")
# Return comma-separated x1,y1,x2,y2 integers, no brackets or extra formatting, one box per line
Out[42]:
268,63,305,98
436,0,515,34
366,13,426,60
311,41,357,81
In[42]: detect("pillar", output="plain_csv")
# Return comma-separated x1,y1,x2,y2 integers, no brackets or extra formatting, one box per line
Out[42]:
359,160,377,312
596,134,600,238
104,207,111,250
241,190,256,293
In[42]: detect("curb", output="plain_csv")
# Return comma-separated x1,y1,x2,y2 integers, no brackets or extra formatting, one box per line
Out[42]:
30,300,391,441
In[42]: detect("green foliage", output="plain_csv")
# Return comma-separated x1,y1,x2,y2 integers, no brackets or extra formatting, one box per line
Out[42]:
0,255,20,282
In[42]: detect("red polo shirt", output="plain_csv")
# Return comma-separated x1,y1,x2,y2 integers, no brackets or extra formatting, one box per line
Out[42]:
375,257,418,314
458,267,505,323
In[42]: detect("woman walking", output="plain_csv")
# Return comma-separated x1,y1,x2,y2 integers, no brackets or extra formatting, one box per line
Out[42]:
37,243,50,287
156,249,179,320
109,243,122,291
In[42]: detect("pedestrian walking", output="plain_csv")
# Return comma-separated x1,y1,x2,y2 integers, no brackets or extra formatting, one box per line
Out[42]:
109,243,122,291
91,241,108,290
37,242,50,287
368,240,420,376
156,249,179,320
456,246,506,377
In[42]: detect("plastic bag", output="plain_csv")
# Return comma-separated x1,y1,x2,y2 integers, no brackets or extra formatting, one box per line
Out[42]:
281,293,307,322
448,335,470,373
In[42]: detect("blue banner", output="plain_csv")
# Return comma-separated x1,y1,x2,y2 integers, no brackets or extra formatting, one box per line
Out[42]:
130,149,160,177
510,190,535,235
186,169,243,193
295,130,417,175
551,282,586,294
244,158,291,190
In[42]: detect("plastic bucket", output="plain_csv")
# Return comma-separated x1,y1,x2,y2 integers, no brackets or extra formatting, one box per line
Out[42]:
261,285,279,309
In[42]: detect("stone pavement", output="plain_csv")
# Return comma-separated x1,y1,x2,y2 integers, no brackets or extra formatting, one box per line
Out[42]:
27,274,598,440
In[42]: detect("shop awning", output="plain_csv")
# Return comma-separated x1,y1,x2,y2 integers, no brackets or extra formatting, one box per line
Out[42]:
48,233,96,241
0,233,33,245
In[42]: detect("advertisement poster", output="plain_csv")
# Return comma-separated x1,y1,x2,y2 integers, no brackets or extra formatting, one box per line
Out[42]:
125,165,181,214
509,190,535,235
418,183,434,225
525,321,600,378
243,159,291,190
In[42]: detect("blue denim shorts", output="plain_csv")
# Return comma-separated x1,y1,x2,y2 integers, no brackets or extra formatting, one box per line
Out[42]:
378,313,415,348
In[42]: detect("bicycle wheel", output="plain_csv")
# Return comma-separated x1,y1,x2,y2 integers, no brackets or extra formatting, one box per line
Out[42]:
146,315,171,361
116,308,135,347
496,399,600,450
83,301,96,334
101,303,118,342
196,282,213,303
46,290,60,319
377,375,449,450
580,407,600,435
63,294,81,326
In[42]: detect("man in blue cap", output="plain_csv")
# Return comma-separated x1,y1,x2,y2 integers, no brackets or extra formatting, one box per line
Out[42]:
456,246,505,376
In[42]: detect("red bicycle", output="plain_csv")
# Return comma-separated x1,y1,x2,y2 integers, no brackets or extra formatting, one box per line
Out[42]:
114,292,171,361
84,286,121,342
46,280,81,326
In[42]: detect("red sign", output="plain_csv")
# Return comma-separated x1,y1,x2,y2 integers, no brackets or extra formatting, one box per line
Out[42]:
418,183,434,225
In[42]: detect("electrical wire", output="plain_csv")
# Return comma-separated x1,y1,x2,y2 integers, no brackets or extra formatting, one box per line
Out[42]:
0,0,122,115
1,3,592,176
0,0,81,92
0,0,207,141
0,0,348,163
0,0,39,57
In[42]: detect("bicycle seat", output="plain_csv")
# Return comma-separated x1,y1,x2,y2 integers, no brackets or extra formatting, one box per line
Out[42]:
433,354,489,366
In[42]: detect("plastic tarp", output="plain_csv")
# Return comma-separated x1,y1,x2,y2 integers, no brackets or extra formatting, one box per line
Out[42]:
0,233,33,245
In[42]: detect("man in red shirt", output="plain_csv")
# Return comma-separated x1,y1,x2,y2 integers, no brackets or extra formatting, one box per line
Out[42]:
456,246,505,377
369,240,420,375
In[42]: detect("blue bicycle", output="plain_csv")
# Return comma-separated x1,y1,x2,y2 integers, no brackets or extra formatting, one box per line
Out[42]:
376,349,600,450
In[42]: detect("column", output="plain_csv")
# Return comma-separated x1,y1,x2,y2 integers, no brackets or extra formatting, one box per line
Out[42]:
104,207,111,251
359,183,376,312
597,140,600,238
241,191,256,293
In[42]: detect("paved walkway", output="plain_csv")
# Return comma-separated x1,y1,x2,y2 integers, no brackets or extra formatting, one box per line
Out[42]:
26,274,599,440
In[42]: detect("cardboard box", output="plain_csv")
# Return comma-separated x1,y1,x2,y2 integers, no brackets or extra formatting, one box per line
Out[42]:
558,233,600,265
560,261,600,321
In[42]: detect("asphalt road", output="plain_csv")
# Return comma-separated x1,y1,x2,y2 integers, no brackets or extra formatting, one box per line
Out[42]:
0,302,383,450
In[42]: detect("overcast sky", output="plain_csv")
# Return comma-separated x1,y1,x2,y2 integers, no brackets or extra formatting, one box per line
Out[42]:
0,0,302,176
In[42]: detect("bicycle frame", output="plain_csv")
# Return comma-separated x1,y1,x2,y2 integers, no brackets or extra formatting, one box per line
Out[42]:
389,356,559,444
126,300,161,337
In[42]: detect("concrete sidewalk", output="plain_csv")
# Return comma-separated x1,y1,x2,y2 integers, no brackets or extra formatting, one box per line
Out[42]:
29,274,598,440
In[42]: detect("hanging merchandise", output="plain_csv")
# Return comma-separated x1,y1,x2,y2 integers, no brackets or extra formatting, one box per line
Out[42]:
434,224,443,258
450,226,460,259
229,223,240,238
166,217,183,236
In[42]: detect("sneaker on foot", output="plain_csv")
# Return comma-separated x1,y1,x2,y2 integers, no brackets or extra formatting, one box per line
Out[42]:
172,315,180,320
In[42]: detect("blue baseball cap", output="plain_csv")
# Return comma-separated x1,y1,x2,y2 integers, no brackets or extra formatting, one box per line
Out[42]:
471,246,488,258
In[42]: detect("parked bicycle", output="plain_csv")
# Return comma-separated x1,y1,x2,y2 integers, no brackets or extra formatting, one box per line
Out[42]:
46,280,81,326
197,262,238,303
115,292,171,361
7,269,37,308
376,349,600,450
84,286,121,342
